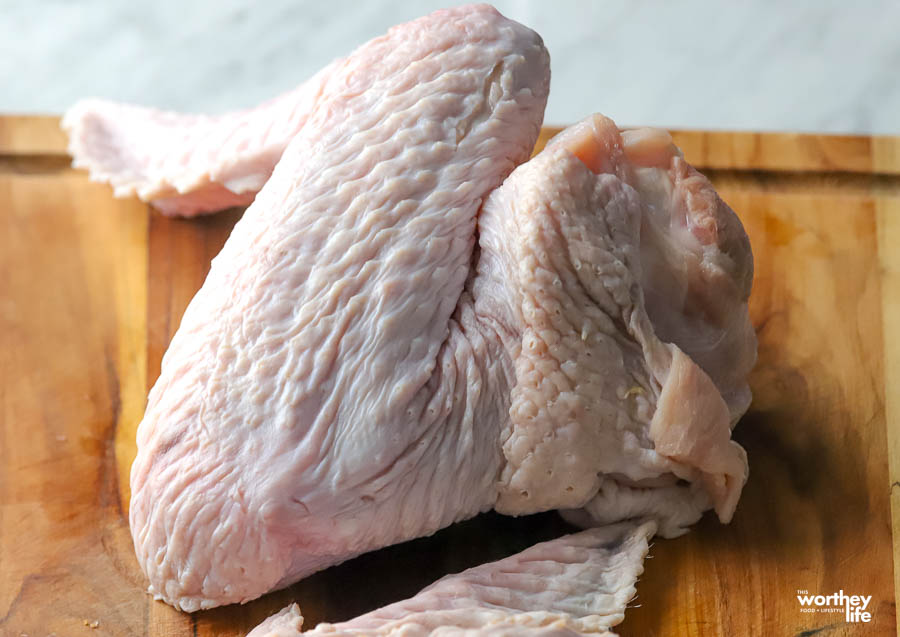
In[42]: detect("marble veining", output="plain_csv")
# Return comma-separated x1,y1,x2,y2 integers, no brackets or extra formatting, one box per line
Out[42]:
2,0,898,134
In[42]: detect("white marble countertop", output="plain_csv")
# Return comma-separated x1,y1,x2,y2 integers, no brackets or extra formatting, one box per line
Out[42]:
3,0,898,135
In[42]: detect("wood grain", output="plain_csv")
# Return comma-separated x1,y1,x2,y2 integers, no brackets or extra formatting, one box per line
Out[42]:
878,196,900,636
1,117,897,636
0,114,68,156
1,169,149,635
536,126,900,175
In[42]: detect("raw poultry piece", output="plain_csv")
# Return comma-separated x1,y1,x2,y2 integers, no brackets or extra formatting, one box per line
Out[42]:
481,114,755,535
127,4,755,616
247,521,656,637
130,4,551,612
62,58,340,217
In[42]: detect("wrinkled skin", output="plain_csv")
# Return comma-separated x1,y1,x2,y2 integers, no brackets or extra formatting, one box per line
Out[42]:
130,4,552,611
121,4,755,618
248,522,655,637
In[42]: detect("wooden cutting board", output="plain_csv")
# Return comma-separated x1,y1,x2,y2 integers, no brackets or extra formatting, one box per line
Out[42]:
1,116,898,636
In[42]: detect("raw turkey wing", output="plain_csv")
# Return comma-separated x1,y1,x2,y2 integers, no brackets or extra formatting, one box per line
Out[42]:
128,5,755,617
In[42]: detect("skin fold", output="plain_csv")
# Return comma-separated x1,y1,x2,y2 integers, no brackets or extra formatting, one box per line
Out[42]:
76,3,755,623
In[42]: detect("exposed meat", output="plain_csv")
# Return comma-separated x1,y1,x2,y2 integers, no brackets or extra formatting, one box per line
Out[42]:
123,4,755,617
63,56,339,216
247,522,656,637
130,4,551,611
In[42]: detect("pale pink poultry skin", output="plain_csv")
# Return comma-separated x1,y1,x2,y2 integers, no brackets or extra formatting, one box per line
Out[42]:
130,103,754,613
247,522,656,637
130,4,551,611
118,3,756,618
484,115,754,534
63,55,339,216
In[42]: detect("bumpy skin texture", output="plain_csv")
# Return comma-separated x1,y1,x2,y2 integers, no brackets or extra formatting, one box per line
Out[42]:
62,59,340,216
481,114,755,530
247,522,655,637
130,4,551,611
129,8,756,615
